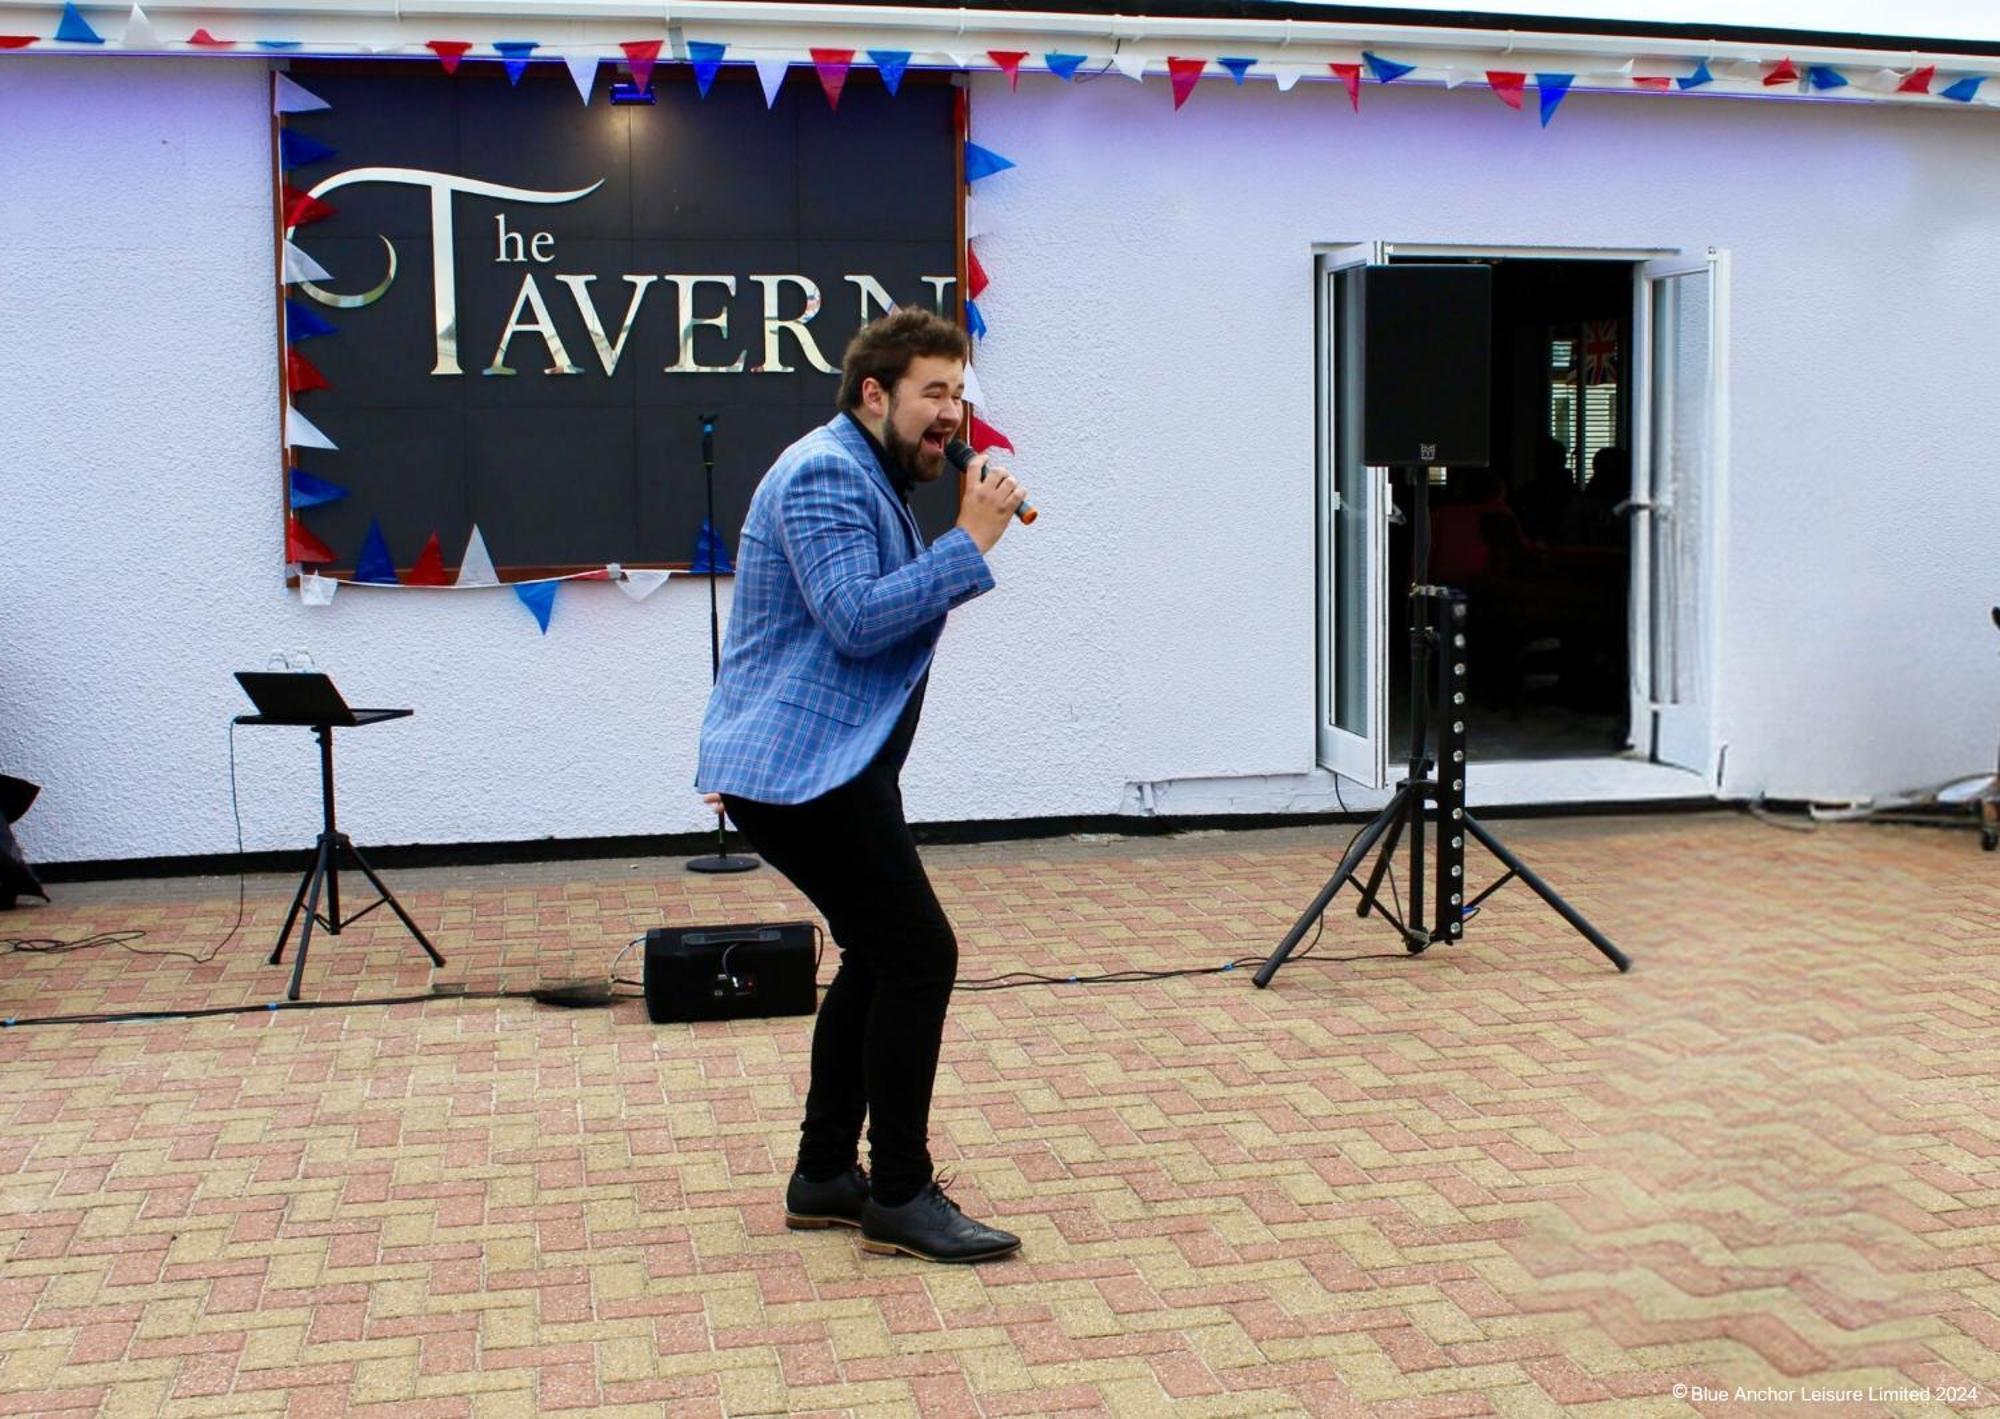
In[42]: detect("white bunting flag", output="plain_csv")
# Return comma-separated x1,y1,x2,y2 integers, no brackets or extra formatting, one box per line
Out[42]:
1270,63,1309,93
961,359,987,408
299,572,338,605
755,56,788,108
274,73,330,115
565,52,599,104
282,240,331,284
120,3,159,48
616,569,673,601
1112,51,1148,82
286,406,336,450
456,525,499,587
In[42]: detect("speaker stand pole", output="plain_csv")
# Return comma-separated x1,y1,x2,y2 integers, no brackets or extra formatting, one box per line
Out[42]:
688,411,758,876
1255,466,1630,986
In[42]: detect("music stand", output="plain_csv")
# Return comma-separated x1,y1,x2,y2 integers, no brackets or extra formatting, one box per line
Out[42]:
233,671,445,999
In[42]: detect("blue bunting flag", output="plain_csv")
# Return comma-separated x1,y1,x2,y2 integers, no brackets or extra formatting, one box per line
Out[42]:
354,520,399,584
963,142,1016,183
868,48,911,94
689,40,726,97
514,580,557,633
1537,72,1573,126
690,519,734,575
1363,51,1413,84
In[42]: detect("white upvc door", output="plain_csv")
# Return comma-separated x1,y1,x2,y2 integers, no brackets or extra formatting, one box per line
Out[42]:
1315,244,1390,788
1631,251,1729,778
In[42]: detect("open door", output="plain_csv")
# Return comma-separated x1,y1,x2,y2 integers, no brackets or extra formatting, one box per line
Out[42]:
1631,251,1728,777
1316,244,1390,788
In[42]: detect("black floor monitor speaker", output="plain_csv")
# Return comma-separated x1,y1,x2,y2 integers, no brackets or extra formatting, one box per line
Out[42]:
644,922,819,1023
1361,264,1492,468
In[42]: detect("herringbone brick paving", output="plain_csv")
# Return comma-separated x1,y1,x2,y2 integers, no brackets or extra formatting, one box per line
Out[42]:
0,813,1994,1415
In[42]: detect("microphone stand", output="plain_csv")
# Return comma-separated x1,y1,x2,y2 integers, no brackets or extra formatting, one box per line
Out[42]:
686,412,758,876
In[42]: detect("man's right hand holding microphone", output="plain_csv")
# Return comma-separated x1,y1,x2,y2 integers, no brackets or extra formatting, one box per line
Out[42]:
949,439,1035,555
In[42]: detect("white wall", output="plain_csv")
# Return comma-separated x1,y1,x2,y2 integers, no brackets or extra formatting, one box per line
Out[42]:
2,57,1997,864
966,70,2000,808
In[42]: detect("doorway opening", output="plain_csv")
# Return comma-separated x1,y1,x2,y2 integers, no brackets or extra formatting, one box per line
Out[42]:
1385,257,1636,762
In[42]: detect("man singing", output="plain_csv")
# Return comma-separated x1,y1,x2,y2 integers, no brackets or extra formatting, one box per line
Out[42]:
695,308,1027,1264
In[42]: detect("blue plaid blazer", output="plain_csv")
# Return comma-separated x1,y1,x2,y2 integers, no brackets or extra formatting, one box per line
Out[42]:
695,414,995,804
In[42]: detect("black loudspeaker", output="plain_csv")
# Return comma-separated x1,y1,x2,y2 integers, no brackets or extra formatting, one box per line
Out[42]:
1361,264,1492,467
644,922,819,1023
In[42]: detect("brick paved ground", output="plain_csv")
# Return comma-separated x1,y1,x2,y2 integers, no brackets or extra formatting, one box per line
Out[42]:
0,812,1993,1416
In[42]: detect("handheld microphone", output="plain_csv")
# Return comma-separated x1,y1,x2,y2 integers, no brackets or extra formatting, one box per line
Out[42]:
944,439,1037,525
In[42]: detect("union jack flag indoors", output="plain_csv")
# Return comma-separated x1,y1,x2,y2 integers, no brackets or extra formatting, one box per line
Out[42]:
1579,319,1619,385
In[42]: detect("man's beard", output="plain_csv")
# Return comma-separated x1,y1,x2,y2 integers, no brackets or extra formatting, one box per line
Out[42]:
882,397,943,485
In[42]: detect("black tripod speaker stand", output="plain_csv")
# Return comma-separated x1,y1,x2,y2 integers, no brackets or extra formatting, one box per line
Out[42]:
1255,466,1630,987
687,411,758,875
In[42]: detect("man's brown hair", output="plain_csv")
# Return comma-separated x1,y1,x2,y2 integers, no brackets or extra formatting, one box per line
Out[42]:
836,307,970,411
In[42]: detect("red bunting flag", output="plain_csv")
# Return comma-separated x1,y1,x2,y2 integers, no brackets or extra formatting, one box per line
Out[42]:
0,36,36,47
989,50,1027,91
1486,70,1526,109
968,413,1014,454
425,40,471,73
1329,62,1361,110
621,39,662,90
286,349,330,393
187,27,232,46
811,48,854,110
405,533,450,586
1763,58,1799,86
1632,75,1674,91
282,184,337,228
1898,64,1936,94
287,517,336,565
967,245,990,300
1167,57,1205,109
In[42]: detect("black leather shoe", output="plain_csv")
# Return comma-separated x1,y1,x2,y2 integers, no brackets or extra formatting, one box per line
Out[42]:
784,1166,869,1230
860,1180,1020,1263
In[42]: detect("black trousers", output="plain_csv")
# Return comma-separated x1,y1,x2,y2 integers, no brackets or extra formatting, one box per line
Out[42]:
722,737,956,1207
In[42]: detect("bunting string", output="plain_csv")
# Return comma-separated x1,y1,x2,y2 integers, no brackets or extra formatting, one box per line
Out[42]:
0,19,1991,122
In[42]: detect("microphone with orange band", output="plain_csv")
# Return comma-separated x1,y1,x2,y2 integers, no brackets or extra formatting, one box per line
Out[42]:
945,439,1037,525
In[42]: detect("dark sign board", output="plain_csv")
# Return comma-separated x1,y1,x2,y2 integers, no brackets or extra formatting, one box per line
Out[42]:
281,65,962,575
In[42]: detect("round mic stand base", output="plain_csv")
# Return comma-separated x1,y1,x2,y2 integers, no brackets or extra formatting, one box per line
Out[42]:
687,856,759,874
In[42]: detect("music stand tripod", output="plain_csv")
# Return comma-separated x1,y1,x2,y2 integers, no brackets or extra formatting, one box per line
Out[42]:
235,677,445,1000
1254,466,1631,988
